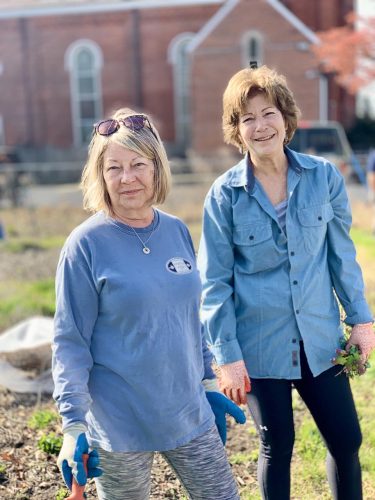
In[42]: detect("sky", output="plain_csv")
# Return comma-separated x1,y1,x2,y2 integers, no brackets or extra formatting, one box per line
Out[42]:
356,0,375,117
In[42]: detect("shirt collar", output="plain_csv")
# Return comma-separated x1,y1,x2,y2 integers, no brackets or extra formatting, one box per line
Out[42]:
227,146,320,190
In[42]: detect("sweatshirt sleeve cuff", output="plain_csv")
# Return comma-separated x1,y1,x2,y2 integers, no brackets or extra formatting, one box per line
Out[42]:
63,422,88,435
202,378,220,392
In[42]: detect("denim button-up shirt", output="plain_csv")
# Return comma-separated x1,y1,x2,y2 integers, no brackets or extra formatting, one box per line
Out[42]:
197,148,373,378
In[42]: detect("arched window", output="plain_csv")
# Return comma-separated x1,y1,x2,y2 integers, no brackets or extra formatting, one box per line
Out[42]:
241,31,264,68
168,33,194,152
65,40,103,146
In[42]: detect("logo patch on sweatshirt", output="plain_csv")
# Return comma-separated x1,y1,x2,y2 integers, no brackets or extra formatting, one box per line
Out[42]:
166,257,193,274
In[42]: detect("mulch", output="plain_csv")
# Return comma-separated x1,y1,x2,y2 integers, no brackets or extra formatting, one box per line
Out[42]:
0,387,257,499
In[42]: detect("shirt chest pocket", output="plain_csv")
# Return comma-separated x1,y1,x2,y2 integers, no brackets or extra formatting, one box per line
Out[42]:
233,222,281,274
297,203,334,255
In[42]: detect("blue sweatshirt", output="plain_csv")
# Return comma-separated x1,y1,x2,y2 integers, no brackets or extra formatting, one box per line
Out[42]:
52,209,215,452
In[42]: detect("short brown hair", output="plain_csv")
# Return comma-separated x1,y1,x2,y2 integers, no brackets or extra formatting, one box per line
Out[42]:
81,107,171,214
222,65,300,152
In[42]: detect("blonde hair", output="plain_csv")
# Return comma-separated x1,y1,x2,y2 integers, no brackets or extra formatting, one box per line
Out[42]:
222,65,300,152
81,107,171,214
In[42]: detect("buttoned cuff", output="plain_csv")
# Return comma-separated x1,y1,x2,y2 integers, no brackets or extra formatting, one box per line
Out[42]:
210,339,243,365
344,300,374,326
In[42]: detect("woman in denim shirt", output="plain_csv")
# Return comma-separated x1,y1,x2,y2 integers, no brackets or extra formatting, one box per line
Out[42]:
197,65,375,500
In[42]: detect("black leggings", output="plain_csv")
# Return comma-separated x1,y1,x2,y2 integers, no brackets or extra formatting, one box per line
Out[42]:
247,344,362,500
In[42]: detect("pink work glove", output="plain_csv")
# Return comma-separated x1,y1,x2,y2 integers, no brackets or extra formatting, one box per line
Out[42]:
218,360,251,405
346,322,375,373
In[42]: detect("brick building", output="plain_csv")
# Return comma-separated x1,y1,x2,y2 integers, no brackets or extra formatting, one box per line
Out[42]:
0,0,354,164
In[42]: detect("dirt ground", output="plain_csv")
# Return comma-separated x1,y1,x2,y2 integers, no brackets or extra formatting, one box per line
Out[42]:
0,387,257,499
0,200,259,499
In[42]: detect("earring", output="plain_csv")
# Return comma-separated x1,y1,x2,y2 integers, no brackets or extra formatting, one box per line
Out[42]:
284,130,288,144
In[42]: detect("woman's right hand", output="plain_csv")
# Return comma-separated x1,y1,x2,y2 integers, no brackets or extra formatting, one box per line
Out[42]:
57,423,102,490
218,360,251,405
346,323,375,373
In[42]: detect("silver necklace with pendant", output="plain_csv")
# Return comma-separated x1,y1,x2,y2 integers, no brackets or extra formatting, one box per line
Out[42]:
129,211,156,254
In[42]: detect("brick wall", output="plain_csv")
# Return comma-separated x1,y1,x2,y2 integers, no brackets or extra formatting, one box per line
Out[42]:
0,4,218,150
0,0,356,159
0,19,30,145
281,0,353,31
190,0,321,154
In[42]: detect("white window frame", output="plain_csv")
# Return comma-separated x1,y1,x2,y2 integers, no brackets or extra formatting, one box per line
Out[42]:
168,32,195,149
0,116,5,146
65,39,103,146
241,30,264,69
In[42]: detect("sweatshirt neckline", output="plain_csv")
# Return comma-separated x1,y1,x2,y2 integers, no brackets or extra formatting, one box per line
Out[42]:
108,208,160,235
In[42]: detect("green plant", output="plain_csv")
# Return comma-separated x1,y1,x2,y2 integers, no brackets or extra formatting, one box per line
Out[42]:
5,225,19,237
37,433,63,455
333,343,370,377
28,409,58,430
55,487,69,500
332,321,371,377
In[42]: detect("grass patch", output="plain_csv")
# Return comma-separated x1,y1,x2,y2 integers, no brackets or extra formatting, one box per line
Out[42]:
2,236,65,253
295,418,325,459
351,227,375,258
350,227,375,313
230,450,258,465
0,279,55,330
352,357,375,479
240,492,262,500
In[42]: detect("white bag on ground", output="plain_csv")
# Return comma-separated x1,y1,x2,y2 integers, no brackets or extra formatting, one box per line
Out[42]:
0,316,54,393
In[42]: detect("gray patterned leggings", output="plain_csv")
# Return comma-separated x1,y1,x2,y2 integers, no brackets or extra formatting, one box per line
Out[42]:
94,426,240,500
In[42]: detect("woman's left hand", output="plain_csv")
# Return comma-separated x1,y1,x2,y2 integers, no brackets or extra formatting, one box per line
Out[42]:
205,391,246,445
346,323,375,372
202,378,246,444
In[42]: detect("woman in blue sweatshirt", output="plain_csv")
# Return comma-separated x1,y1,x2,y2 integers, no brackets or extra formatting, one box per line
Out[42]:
52,108,245,499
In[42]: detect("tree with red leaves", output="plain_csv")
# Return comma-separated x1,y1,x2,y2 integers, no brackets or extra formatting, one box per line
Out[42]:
313,12,375,94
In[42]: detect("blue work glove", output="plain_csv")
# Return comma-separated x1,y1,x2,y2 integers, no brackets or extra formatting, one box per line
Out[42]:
57,423,102,490
203,379,246,445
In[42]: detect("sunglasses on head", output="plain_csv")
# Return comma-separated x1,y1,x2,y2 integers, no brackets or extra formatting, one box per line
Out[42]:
94,114,158,141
